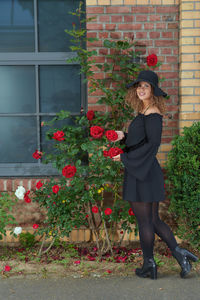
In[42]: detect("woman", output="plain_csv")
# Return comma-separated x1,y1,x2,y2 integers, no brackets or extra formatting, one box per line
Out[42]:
112,70,198,279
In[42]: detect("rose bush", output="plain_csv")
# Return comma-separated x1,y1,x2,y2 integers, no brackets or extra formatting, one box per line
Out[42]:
23,3,162,256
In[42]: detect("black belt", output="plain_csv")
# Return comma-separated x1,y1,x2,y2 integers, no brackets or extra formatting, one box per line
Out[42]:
125,138,147,153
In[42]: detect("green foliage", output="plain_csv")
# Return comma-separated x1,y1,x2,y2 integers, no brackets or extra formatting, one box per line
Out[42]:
19,232,36,248
31,2,161,255
165,121,200,247
0,193,17,240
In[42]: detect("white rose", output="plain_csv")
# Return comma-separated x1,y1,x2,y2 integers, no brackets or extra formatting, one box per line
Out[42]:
15,186,26,200
14,227,22,235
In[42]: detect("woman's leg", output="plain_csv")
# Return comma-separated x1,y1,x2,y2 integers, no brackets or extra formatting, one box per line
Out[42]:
152,202,198,278
152,202,178,251
130,201,157,279
130,202,155,259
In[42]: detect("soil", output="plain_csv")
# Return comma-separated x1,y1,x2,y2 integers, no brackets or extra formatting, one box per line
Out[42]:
0,240,200,279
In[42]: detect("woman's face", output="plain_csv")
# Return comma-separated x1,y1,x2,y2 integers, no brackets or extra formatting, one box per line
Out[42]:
136,81,152,102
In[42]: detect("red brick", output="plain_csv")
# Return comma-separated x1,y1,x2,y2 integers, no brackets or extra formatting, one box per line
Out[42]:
160,65,172,71
156,7,178,14
136,15,148,22
149,32,160,39
162,32,173,39
167,89,178,95
111,16,123,23
87,40,103,48
149,15,161,22
167,120,179,127
6,179,12,192
118,24,142,30
147,48,159,55
168,23,178,29
132,7,155,14
87,24,103,31
155,40,178,47
106,7,130,14
156,23,166,30
123,32,135,40
87,32,97,38
161,48,172,55
163,129,173,136
110,32,122,39
162,137,172,144
93,73,104,79
0,179,5,192
89,90,105,96
162,16,175,22
99,15,110,23
88,56,105,63
88,105,106,112
124,16,135,23
87,7,104,14
105,24,116,31
166,56,177,63
173,49,179,55
99,48,109,55
174,32,178,39
99,32,109,39
161,81,173,87
88,96,100,104
136,32,147,39
144,24,154,30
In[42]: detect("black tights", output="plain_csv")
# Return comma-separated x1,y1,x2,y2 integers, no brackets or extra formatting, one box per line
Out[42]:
130,202,178,259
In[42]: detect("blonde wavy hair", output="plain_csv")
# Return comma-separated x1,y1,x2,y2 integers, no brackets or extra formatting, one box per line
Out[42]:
125,83,166,115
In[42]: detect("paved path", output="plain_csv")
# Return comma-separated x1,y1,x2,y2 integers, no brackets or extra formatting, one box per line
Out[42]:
0,274,200,300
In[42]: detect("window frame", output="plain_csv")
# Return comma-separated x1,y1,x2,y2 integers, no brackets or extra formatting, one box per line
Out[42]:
0,0,86,177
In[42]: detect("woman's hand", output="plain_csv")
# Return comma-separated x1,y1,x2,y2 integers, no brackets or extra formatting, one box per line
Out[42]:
115,131,125,142
112,154,121,162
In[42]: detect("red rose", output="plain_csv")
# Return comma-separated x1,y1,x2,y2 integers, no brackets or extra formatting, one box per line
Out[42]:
104,208,112,215
33,224,39,229
146,54,158,67
103,150,109,157
87,110,95,121
85,214,89,218
92,206,98,213
62,165,76,178
32,150,42,159
24,191,31,203
4,265,11,272
105,130,118,142
52,130,65,141
108,147,123,158
36,181,43,189
90,126,104,139
52,185,59,194
128,208,135,216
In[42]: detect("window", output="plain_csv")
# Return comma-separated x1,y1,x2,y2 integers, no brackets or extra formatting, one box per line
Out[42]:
0,0,86,176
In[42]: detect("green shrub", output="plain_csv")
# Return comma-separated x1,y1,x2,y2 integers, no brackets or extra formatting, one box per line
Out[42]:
165,121,200,248
19,232,36,248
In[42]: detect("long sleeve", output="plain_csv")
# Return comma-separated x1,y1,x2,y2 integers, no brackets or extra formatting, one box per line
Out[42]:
120,132,128,145
120,114,162,181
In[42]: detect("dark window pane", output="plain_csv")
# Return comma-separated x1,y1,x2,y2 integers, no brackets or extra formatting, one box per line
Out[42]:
0,66,36,113
38,0,80,52
0,117,37,163
41,116,76,154
0,0,34,52
39,65,81,113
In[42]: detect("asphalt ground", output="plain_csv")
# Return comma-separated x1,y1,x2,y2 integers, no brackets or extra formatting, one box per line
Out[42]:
0,273,200,300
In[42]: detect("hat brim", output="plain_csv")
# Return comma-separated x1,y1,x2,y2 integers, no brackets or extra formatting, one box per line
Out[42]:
126,79,167,98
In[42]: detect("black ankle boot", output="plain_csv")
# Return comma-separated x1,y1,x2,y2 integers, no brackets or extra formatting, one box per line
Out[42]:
135,258,157,280
172,246,198,278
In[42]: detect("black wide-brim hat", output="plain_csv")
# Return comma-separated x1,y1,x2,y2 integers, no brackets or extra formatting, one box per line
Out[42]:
126,70,167,98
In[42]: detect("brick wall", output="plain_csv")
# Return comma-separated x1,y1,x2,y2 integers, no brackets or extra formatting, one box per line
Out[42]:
86,3,179,166
179,0,200,131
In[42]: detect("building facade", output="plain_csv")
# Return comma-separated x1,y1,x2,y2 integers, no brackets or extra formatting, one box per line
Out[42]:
0,0,199,242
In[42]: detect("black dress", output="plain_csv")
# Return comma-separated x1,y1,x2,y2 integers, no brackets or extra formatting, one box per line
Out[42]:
120,113,165,203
